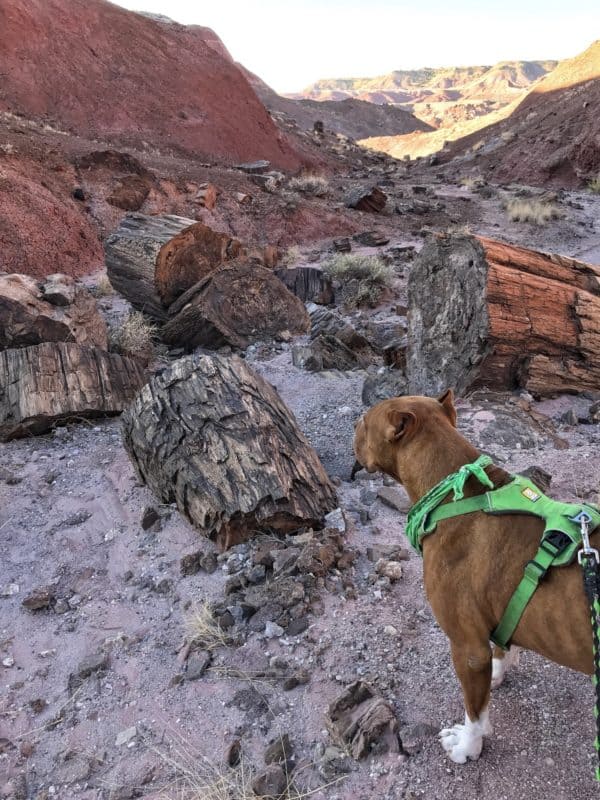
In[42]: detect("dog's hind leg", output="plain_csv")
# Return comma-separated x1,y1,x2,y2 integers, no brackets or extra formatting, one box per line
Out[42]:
439,640,493,764
491,645,520,689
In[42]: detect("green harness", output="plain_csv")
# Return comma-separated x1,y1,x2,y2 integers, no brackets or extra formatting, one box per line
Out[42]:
405,455,600,649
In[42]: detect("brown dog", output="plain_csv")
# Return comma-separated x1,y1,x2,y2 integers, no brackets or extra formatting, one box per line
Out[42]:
353,390,595,763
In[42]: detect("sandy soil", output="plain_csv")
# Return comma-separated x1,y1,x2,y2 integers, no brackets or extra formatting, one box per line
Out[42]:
2,316,600,800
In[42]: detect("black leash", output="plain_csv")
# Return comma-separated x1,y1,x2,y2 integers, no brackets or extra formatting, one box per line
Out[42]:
578,514,600,781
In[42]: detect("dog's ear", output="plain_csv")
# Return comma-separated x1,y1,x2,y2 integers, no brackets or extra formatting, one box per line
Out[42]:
437,388,457,427
386,409,417,442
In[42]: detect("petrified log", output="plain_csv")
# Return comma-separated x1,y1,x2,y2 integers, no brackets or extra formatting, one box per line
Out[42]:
345,185,387,213
162,262,310,350
407,233,600,396
274,266,334,305
0,273,108,350
121,353,337,549
0,343,147,441
104,214,245,318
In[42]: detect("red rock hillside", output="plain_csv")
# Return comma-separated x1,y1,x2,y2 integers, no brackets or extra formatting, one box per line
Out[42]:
444,40,600,187
0,0,310,170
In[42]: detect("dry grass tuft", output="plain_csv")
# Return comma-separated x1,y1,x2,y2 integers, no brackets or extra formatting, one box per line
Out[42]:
288,174,330,197
459,175,484,190
588,175,600,194
93,273,115,297
506,198,561,225
184,602,230,651
109,311,157,363
280,244,302,267
151,732,343,800
322,253,393,307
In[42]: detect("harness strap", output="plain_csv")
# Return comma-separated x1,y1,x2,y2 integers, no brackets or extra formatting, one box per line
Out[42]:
425,493,490,532
491,533,568,649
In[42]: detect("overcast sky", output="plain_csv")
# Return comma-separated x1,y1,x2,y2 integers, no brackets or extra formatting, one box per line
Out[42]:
112,0,599,93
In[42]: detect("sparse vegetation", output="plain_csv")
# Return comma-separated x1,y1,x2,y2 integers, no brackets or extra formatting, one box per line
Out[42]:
321,253,394,307
92,273,114,297
280,245,301,267
288,174,330,197
184,602,231,651
588,175,600,193
109,310,157,364
151,730,342,800
459,175,485,189
505,198,562,225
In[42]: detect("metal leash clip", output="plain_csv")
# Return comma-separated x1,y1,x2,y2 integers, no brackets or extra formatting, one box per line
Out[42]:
577,512,599,564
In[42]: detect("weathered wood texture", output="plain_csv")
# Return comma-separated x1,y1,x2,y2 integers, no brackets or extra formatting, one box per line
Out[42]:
274,266,334,305
0,343,147,441
105,213,277,320
154,222,244,307
121,353,337,549
105,213,196,320
0,273,108,350
407,233,600,396
162,262,310,350
345,185,387,213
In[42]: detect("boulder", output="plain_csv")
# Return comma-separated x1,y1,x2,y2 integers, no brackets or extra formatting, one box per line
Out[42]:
0,274,108,351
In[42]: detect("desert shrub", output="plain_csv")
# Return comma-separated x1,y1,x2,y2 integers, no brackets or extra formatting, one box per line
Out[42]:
459,175,485,189
505,198,561,225
280,245,301,267
588,175,600,194
288,174,330,197
92,273,114,297
322,253,394,308
109,310,157,364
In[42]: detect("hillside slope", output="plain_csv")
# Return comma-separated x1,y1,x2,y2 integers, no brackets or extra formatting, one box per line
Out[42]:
441,40,600,186
245,70,433,139
0,0,313,170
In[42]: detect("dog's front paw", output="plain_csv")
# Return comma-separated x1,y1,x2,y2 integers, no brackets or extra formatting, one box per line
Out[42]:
439,723,484,763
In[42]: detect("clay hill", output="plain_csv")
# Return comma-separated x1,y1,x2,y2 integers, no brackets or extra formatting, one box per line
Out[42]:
294,60,556,128
244,69,434,140
439,39,600,186
0,0,313,170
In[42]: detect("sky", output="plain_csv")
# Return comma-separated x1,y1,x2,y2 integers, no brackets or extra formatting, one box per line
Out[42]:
112,0,599,93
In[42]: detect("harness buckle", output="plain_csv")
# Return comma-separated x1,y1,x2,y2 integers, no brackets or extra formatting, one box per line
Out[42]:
542,530,571,554
523,559,547,584
577,515,599,565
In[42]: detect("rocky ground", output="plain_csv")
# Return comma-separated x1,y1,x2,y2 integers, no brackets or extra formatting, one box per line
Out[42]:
2,202,600,799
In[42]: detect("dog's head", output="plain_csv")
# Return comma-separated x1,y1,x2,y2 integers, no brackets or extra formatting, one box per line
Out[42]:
353,390,457,482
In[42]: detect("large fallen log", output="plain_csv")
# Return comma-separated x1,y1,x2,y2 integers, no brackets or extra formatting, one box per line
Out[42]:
0,273,108,350
0,343,147,440
121,353,337,549
162,262,310,350
407,233,600,396
105,214,245,316
104,213,274,319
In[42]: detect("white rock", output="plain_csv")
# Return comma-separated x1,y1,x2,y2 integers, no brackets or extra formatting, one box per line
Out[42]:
324,508,346,533
115,726,137,747
264,621,285,638
0,583,19,597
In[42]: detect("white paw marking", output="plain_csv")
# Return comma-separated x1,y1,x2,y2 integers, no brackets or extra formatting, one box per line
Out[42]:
491,646,521,689
439,709,491,764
